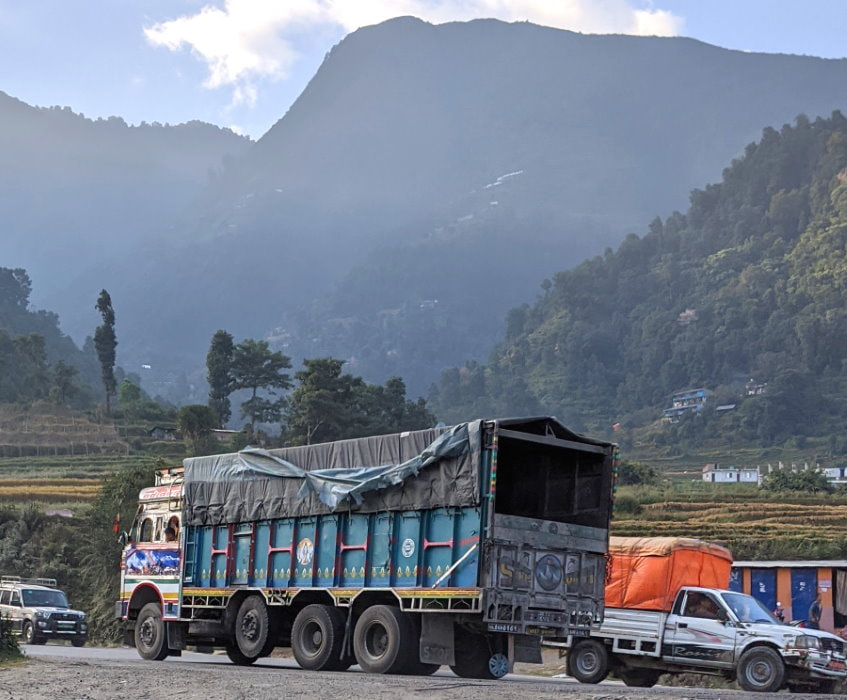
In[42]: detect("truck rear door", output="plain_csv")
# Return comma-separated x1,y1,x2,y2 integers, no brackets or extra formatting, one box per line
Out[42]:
665,590,736,668
482,419,613,637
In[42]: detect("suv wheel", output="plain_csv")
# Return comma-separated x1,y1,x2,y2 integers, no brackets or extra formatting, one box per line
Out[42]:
22,621,38,645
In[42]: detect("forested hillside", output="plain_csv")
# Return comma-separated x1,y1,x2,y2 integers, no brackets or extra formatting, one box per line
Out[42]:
0,268,100,406
430,113,847,455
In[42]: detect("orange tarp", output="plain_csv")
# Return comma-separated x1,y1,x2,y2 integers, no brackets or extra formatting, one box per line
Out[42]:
606,536,733,611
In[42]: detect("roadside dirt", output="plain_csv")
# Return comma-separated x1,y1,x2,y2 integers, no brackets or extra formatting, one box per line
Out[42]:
0,653,833,700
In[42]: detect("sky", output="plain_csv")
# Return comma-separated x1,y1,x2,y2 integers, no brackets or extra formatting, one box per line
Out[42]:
2,0,846,140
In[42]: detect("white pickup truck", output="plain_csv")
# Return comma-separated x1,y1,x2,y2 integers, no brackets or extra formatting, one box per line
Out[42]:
558,586,847,693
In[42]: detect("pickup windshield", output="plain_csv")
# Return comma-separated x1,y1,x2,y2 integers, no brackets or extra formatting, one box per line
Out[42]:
722,592,779,624
22,589,69,608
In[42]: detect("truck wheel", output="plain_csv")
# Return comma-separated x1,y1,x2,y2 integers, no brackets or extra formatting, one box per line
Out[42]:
450,628,506,679
225,642,258,665
234,596,271,659
22,621,37,645
134,603,170,661
567,640,609,684
71,639,86,648
353,605,416,674
292,604,350,671
618,668,662,687
737,646,785,693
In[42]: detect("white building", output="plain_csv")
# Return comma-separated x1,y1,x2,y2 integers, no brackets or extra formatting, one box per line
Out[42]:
702,464,761,484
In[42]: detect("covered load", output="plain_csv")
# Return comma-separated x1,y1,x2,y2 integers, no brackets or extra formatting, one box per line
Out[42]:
605,536,732,611
181,416,613,528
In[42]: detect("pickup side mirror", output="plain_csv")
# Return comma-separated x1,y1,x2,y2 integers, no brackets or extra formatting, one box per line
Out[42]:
717,608,729,622
118,531,132,546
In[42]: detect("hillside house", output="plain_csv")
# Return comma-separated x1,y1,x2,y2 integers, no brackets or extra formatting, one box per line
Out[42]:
663,388,709,421
702,464,760,484
148,426,178,441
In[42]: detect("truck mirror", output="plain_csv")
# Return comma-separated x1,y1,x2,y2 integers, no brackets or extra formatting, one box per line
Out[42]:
118,531,131,546
716,608,728,622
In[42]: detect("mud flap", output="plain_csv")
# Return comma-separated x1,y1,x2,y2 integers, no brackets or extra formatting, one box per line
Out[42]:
166,621,185,651
420,615,455,666
512,634,542,664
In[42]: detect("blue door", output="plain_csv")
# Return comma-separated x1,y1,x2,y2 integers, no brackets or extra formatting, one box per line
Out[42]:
750,569,776,612
791,569,817,625
729,568,743,592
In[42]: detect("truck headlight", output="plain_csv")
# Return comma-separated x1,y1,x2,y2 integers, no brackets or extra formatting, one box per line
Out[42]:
34,611,49,620
793,635,822,650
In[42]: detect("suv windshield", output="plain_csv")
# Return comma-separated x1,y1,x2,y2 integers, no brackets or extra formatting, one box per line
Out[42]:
21,589,69,608
723,592,779,624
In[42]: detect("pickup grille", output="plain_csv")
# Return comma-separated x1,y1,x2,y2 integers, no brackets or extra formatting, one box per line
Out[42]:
821,638,845,655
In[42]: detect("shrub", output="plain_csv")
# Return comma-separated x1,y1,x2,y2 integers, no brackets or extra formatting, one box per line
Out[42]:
0,615,21,662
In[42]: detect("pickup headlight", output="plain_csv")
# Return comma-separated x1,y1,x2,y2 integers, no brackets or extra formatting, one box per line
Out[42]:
34,611,50,619
792,635,822,650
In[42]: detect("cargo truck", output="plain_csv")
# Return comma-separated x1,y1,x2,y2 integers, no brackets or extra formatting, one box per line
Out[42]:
552,537,847,693
117,417,617,678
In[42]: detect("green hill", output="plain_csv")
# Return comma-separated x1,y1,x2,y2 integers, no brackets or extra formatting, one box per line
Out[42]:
430,112,847,464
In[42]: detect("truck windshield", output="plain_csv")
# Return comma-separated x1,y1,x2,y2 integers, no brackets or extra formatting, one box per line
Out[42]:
723,592,779,624
22,589,69,608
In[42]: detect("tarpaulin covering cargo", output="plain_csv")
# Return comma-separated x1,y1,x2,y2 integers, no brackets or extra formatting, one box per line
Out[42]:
182,422,479,525
605,536,733,611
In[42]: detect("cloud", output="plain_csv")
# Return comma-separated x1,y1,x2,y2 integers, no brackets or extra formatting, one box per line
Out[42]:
144,0,683,104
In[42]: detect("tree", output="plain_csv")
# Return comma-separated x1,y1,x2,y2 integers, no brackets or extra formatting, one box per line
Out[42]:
617,460,659,486
284,359,436,445
763,468,833,494
93,290,117,414
51,361,78,405
284,358,357,445
177,404,218,456
231,339,291,428
206,330,235,428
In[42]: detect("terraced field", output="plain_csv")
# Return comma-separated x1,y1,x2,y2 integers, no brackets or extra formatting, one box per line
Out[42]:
613,486,847,559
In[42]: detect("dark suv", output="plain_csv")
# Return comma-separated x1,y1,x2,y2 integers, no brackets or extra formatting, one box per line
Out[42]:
0,576,88,646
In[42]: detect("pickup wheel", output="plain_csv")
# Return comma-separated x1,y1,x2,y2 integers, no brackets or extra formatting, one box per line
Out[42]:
134,603,170,661
567,639,609,684
618,668,662,687
737,646,785,693
234,595,271,659
71,638,86,648
353,605,417,674
292,604,350,671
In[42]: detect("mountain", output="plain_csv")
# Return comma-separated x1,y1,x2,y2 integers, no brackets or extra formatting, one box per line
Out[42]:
429,112,847,454
12,18,847,403
0,90,250,301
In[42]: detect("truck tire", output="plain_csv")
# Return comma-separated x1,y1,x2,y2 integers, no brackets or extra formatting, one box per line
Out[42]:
618,668,662,687
22,621,36,645
71,638,86,648
135,602,170,661
567,639,610,684
353,605,417,674
225,642,258,665
234,595,271,659
292,604,350,671
737,646,785,693
450,629,506,679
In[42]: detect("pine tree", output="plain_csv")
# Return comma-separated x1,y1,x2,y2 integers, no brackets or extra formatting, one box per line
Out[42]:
93,290,117,413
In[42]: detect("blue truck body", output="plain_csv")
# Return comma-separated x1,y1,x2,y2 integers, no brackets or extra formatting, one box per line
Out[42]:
119,417,617,677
